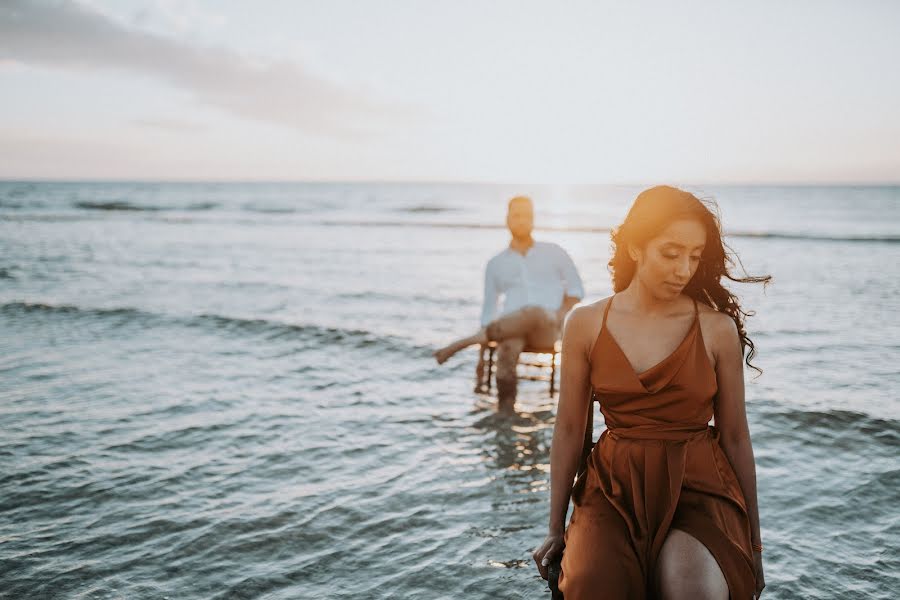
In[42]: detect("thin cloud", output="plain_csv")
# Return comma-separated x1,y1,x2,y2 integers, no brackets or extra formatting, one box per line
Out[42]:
0,0,407,137
131,117,208,133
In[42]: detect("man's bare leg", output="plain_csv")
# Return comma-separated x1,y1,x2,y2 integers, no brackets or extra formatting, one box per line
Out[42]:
433,328,488,365
474,345,487,391
434,306,550,366
496,337,526,413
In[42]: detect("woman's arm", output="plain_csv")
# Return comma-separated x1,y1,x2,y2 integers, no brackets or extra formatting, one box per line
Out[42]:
534,304,597,580
548,306,595,532
711,314,762,547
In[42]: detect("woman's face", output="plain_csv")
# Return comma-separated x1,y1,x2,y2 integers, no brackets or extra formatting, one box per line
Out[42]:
630,218,707,298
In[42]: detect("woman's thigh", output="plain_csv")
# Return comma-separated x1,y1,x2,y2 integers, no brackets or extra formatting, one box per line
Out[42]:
559,508,645,599
656,528,728,600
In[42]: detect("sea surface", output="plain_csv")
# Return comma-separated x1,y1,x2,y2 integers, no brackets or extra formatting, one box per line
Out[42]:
1,182,898,599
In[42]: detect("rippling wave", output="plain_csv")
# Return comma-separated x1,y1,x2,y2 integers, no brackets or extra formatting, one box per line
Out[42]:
762,407,900,445
74,200,164,211
1,301,429,355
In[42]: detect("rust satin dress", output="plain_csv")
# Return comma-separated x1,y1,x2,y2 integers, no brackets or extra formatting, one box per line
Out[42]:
558,295,755,599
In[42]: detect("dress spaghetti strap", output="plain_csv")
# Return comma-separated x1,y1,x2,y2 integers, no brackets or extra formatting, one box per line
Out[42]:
601,294,614,329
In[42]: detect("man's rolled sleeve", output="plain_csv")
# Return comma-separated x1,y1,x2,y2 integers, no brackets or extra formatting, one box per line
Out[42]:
559,248,585,299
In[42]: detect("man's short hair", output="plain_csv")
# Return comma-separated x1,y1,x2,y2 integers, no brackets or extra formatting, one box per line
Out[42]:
507,195,533,212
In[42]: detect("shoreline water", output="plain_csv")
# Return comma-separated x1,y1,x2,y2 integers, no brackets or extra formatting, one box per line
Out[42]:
2,182,898,598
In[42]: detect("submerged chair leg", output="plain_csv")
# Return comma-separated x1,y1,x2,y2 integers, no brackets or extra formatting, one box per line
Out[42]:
487,345,496,393
549,350,558,397
478,345,486,393
478,343,558,398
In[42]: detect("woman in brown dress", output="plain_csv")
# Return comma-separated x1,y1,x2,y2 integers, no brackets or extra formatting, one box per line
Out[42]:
533,186,769,599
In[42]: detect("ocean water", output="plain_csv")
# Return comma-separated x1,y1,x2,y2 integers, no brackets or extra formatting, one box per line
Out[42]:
1,181,898,599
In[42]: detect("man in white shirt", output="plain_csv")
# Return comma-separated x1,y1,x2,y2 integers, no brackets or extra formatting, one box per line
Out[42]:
434,195,584,412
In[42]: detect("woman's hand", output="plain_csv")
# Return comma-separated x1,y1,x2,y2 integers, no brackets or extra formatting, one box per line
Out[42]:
753,551,765,598
532,529,565,580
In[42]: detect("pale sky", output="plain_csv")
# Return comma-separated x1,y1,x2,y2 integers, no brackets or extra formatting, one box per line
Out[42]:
1,0,899,183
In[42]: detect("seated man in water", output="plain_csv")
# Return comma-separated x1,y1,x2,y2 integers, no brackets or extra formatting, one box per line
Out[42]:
434,195,584,412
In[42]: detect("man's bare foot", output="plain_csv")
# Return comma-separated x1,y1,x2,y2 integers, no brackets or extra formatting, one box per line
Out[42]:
433,346,455,364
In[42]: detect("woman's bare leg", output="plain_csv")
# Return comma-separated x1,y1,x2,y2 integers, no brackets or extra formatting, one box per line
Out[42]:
656,528,728,600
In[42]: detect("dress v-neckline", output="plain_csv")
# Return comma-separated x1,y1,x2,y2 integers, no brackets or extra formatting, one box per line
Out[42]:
602,294,699,387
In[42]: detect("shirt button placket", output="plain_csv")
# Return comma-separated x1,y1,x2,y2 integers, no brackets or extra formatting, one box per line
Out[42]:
521,256,531,303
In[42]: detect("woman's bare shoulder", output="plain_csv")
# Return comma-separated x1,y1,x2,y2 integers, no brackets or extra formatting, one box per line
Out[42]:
564,297,611,355
567,297,610,326
696,301,739,356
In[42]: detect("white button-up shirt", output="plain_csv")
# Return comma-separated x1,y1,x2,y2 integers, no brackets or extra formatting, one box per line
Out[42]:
481,241,585,327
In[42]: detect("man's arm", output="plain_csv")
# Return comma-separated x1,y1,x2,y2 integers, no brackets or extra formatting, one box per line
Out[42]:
556,247,585,322
480,260,499,328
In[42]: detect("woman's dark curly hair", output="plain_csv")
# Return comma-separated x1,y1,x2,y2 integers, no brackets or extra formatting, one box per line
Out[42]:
608,185,772,375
